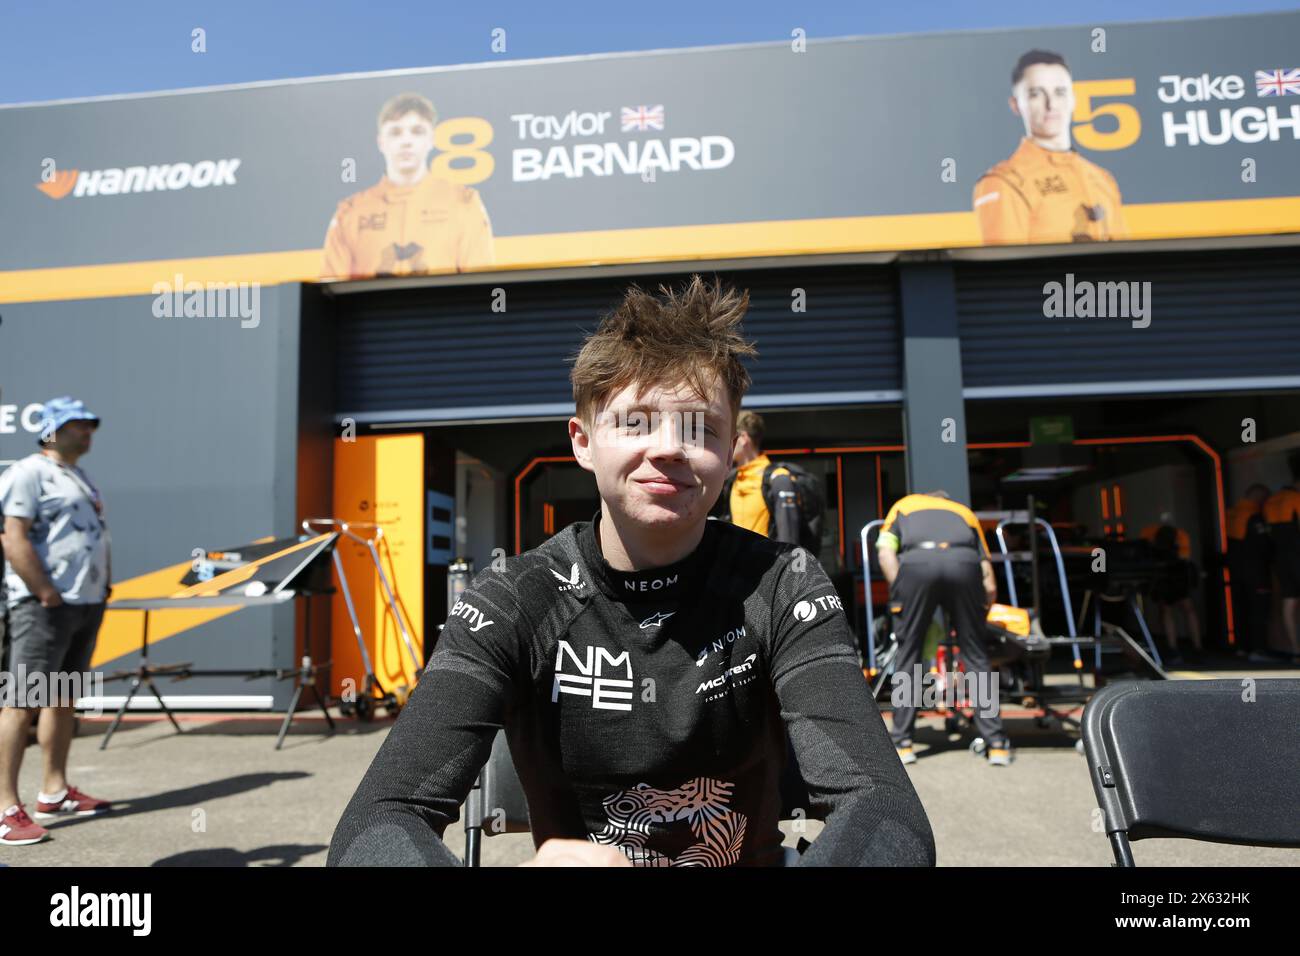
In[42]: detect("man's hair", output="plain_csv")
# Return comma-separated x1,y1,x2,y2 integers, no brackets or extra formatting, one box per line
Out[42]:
926,489,952,500
1012,50,1070,87
570,275,756,427
736,410,765,452
377,92,437,131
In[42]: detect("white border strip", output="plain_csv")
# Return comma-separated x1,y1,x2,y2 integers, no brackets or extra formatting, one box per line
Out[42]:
963,376,1300,400
338,390,902,426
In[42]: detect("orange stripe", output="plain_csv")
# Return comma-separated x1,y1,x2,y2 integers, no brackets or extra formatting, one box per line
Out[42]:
5,197,1298,303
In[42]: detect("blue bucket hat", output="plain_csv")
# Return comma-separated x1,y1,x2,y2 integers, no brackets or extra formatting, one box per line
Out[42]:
38,396,100,444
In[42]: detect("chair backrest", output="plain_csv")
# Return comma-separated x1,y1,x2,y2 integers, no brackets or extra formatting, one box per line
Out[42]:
466,729,531,837
1083,678,1300,857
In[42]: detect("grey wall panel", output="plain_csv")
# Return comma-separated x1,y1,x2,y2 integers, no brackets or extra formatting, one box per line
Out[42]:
957,249,1300,394
335,265,901,419
0,287,301,707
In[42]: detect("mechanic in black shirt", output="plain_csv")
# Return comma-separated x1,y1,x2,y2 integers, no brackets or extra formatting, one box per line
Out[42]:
328,276,935,867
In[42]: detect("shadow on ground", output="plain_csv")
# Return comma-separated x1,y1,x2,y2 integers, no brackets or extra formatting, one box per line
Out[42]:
152,844,328,867
41,772,312,831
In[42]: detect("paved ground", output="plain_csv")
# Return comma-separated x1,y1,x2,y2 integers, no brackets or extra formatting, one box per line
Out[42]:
3,671,1296,867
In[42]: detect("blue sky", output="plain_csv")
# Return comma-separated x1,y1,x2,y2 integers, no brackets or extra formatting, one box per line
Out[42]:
2,0,1297,105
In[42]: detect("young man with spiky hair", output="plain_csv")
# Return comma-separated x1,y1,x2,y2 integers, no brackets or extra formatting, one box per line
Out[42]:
329,276,934,868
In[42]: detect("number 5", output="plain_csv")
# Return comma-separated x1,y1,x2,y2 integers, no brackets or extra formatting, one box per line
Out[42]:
1072,79,1141,151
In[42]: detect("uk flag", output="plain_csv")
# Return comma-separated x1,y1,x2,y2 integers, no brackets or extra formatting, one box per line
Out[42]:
621,105,665,131
1255,68,1300,97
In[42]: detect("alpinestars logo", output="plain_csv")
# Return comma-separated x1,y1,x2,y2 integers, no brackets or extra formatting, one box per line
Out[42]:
551,563,585,592
36,159,242,200
640,611,675,629
552,640,634,711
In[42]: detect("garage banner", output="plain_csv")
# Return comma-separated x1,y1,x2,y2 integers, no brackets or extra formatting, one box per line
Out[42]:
1,11,1298,300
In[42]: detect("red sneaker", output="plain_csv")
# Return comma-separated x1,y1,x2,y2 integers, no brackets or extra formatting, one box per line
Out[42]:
33,785,111,820
0,804,50,845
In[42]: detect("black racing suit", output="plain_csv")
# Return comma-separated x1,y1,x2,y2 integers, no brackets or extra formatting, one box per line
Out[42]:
329,514,934,867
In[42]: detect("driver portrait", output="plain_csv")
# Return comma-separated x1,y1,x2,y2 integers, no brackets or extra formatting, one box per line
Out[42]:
973,50,1129,245
321,92,495,279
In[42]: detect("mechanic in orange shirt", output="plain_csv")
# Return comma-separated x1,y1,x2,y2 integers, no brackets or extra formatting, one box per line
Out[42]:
1227,484,1273,660
321,92,494,280
876,492,1010,767
1139,513,1201,663
973,50,1129,245
719,411,798,543
1263,474,1300,662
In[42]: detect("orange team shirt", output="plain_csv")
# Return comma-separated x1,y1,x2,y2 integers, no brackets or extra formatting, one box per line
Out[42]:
321,174,495,280
1226,499,1261,541
1263,487,1300,526
878,493,992,558
972,138,1129,245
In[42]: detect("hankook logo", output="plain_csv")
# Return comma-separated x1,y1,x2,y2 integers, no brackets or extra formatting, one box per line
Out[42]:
35,158,242,200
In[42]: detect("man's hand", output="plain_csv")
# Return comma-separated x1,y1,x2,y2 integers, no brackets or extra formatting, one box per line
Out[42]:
981,559,997,609
518,839,632,867
37,585,63,609
876,546,900,586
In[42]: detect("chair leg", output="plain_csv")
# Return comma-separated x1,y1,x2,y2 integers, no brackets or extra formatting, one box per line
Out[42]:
465,826,482,868
1109,831,1136,867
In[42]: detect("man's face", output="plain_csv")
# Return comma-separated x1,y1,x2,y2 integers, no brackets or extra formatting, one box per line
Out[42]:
732,431,756,466
1010,63,1074,140
53,419,95,455
570,377,737,535
377,110,436,180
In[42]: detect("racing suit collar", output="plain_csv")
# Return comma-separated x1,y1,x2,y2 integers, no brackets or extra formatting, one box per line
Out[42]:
577,511,719,603
1018,136,1079,164
377,172,439,202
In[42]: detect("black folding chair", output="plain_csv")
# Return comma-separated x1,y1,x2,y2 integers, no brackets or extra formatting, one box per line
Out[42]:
463,731,823,866
1082,678,1300,866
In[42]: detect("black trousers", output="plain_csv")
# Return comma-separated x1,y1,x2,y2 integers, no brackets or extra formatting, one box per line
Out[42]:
887,553,1007,747
1228,567,1272,655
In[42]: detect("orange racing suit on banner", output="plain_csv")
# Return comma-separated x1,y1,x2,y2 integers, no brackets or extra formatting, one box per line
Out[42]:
321,173,495,279
972,137,1129,244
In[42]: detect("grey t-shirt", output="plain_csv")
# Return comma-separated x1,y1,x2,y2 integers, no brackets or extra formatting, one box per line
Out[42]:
0,453,110,607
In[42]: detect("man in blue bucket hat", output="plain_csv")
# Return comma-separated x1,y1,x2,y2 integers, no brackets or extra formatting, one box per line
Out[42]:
0,397,113,846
